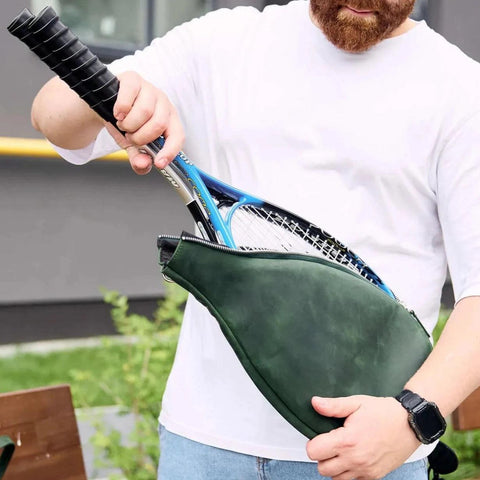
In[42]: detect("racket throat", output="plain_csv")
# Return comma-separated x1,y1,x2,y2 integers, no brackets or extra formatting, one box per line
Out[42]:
186,201,219,242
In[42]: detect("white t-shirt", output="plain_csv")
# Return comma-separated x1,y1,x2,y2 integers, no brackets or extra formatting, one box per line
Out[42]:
55,0,480,463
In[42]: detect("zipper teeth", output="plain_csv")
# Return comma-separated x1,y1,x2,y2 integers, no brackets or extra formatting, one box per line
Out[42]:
180,234,234,252
179,233,346,257
159,234,414,312
158,233,235,253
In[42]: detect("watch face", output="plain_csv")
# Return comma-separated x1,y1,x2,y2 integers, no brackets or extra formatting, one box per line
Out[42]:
413,403,446,442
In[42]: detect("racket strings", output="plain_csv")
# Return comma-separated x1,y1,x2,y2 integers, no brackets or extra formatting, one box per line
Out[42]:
230,205,372,282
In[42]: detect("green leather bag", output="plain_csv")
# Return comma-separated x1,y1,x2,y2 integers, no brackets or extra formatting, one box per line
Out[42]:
158,234,432,439
0,436,15,480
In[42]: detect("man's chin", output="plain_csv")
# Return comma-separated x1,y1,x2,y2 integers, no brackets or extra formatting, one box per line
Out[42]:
322,23,387,53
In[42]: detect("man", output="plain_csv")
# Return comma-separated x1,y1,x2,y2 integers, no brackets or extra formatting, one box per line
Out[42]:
31,1,480,479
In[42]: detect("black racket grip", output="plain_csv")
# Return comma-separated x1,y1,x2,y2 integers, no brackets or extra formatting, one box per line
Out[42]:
29,7,119,125
9,7,120,126
7,8,35,40
7,9,113,121
8,9,76,77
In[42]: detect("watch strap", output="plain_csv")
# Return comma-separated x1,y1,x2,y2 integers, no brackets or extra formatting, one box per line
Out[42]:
395,389,424,411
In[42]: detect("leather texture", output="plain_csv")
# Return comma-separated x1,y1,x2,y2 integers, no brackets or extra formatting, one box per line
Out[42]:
158,236,432,439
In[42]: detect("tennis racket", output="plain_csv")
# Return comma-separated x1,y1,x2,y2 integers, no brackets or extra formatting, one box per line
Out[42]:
8,6,396,299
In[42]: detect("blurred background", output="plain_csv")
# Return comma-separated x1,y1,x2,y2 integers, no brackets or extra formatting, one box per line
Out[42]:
1,0,479,344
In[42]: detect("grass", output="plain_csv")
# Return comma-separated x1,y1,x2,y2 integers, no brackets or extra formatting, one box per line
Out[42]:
0,327,180,408
438,424,480,480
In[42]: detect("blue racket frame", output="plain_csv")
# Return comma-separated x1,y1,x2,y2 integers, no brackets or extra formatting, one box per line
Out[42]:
150,137,264,248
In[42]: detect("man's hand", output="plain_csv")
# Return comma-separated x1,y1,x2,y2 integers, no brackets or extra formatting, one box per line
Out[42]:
306,395,420,480
107,71,185,175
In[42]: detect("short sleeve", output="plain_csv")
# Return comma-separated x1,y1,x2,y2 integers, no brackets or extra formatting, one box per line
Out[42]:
437,111,480,302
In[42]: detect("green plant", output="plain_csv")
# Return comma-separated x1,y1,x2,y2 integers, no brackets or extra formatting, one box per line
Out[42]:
72,283,187,480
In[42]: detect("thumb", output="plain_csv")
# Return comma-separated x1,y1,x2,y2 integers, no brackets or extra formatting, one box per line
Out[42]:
311,395,363,418
104,123,152,175
126,146,153,175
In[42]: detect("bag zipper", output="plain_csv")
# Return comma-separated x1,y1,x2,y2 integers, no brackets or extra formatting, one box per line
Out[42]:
157,233,234,253
156,233,424,334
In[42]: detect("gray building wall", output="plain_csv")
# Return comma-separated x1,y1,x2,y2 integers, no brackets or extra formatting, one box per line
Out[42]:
1,1,477,322
427,0,480,62
0,156,191,303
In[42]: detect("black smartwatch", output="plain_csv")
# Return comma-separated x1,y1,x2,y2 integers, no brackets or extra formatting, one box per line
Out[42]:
395,389,447,444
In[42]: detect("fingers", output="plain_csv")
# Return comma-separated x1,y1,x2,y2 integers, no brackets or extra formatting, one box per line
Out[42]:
105,122,129,149
307,397,363,464
315,456,349,479
153,110,185,169
330,472,357,480
306,427,349,462
307,429,372,480
312,396,363,418
113,71,142,122
125,146,153,175
116,83,159,138
110,71,185,173
104,123,152,175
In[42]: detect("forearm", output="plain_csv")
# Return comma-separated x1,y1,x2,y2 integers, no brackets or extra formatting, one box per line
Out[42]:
31,76,105,149
406,296,480,416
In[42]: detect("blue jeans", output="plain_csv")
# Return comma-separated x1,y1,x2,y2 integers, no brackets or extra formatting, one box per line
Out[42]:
158,426,428,480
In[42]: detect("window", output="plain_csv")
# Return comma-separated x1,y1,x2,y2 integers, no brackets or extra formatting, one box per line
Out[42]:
31,0,210,61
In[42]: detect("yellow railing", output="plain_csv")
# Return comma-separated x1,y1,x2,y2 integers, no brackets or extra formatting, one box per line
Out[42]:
0,136,128,161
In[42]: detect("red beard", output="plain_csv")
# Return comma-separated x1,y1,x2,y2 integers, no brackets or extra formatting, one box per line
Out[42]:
310,0,415,52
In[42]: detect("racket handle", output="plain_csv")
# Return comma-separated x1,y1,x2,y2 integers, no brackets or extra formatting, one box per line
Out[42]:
7,9,102,118
8,7,119,126
7,9,35,40
8,9,76,79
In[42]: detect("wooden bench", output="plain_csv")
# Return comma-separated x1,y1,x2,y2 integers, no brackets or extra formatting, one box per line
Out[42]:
452,387,480,431
0,384,87,480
